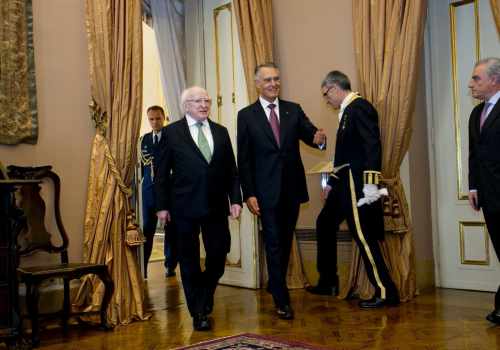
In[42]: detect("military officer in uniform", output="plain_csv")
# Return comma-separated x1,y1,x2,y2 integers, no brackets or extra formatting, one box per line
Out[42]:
307,70,399,309
140,105,177,278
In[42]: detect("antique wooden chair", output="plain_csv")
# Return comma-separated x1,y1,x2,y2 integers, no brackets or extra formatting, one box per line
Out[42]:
7,165,114,347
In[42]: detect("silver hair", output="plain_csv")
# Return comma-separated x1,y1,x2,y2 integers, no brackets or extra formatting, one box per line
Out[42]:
254,62,279,81
180,86,208,113
321,70,351,90
475,57,500,83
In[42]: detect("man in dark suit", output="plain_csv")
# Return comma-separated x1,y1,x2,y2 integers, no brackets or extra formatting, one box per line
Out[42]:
140,106,178,279
307,70,399,309
467,57,500,324
155,86,242,331
237,63,326,320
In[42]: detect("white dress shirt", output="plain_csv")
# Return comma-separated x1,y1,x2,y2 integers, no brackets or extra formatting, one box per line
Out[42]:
259,96,280,121
484,90,500,118
186,114,214,154
152,129,162,143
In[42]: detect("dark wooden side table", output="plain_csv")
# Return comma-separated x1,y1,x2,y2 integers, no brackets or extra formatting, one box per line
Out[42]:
0,180,40,349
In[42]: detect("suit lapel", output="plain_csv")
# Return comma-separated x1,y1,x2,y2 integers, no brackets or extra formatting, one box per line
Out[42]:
473,105,481,138
252,101,279,149
481,99,500,134
158,127,167,147
278,99,290,147
208,120,220,161
180,117,208,163
337,108,349,138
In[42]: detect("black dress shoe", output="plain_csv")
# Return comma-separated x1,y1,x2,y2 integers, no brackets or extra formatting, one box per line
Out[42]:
486,310,500,324
358,296,400,309
165,268,176,277
306,284,339,296
193,314,211,331
204,301,213,315
276,305,294,320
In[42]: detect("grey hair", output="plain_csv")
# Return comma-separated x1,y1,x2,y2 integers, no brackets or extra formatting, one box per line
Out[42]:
180,86,208,113
475,57,500,84
254,62,279,80
321,70,351,91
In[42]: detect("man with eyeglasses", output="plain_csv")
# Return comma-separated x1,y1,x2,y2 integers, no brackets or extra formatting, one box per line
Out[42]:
237,62,326,320
155,86,242,331
308,70,399,309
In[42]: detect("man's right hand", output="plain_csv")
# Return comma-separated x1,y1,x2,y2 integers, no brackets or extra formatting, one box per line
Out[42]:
468,191,479,211
157,210,171,225
246,196,261,216
313,129,327,145
321,185,332,201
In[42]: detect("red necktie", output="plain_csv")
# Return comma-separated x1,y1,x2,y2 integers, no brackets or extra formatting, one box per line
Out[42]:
268,104,280,146
480,102,491,131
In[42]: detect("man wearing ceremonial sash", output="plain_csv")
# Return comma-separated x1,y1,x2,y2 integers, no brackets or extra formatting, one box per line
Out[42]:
307,70,399,309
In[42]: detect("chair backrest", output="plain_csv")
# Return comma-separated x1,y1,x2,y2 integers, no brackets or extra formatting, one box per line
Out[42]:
0,161,8,180
7,165,69,263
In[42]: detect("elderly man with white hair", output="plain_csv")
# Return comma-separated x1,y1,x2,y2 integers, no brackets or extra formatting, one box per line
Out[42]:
155,86,242,331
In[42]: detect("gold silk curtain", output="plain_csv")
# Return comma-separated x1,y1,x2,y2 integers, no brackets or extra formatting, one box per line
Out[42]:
73,0,147,325
0,0,38,145
233,0,307,289
492,0,500,35
233,0,274,102
341,0,427,302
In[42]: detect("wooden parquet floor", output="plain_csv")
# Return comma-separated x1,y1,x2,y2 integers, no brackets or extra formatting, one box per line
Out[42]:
26,263,500,349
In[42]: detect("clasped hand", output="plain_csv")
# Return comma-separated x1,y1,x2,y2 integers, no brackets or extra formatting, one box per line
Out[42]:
313,129,327,145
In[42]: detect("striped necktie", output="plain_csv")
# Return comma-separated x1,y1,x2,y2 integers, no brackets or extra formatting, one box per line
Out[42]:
268,103,280,146
480,102,492,131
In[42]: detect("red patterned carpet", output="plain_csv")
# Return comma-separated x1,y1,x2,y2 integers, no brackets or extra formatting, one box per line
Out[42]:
174,333,332,350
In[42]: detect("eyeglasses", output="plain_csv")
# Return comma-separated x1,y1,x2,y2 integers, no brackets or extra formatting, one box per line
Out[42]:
322,86,334,97
187,98,212,105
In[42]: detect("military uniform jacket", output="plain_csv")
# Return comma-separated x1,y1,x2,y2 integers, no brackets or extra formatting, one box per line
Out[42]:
469,99,500,211
329,97,382,198
140,128,166,203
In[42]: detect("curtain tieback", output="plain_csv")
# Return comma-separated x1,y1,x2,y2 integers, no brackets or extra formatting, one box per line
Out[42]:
379,176,401,218
103,141,132,196
90,99,132,197
125,210,145,247
380,176,398,185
